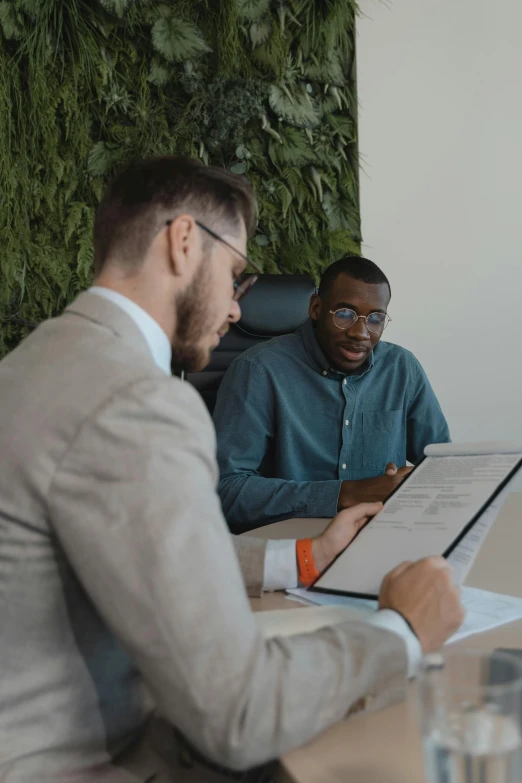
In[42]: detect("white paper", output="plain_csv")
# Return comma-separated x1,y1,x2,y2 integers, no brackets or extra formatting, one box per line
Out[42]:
425,441,522,457
451,586,522,643
313,452,521,596
282,586,522,646
447,472,521,583
286,587,377,610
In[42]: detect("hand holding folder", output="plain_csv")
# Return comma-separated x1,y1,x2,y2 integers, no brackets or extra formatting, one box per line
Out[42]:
311,441,522,599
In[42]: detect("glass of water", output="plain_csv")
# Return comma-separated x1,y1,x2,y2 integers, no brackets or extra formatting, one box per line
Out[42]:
418,648,522,783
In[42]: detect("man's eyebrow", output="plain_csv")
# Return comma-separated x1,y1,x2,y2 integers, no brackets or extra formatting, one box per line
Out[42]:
333,301,387,314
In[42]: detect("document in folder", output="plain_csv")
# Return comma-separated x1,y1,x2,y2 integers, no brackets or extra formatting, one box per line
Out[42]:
311,442,522,599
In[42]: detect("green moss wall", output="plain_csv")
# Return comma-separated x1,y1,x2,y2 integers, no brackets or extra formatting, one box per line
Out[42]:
0,0,359,354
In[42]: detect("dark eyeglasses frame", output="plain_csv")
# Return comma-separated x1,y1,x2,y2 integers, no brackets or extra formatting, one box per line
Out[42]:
166,218,262,301
329,308,392,335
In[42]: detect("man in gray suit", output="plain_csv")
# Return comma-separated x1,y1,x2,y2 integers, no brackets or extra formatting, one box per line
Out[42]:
0,157,463,783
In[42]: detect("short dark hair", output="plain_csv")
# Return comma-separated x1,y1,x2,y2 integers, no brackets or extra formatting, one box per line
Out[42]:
318,256,391,299
93,156,257,275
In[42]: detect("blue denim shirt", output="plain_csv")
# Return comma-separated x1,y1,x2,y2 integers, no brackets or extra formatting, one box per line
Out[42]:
214,319,450,531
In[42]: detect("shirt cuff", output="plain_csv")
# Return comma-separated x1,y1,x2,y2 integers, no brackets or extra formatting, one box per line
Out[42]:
365,610,422,678
307,480,343,518
263,540,298,592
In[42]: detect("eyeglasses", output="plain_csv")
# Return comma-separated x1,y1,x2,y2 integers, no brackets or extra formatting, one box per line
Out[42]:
329,308,391,335
166,219,262,301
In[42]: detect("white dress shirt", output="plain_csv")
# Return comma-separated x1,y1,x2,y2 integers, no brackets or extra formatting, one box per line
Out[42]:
90,287,172,375
89,286,421,675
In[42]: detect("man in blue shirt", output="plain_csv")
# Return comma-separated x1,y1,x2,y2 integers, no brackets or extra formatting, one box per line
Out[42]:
213,256,450,531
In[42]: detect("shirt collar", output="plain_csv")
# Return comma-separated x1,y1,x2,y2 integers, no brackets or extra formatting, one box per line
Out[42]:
298,317,375,379
89,287,172,376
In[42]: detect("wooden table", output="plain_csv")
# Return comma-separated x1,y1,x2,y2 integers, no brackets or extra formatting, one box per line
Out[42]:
246,493,522,783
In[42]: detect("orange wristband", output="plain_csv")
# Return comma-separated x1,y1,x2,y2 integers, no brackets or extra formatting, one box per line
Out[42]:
296,538,320,587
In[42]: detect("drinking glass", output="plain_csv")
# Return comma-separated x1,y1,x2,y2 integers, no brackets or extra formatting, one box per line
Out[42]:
418,648,522,783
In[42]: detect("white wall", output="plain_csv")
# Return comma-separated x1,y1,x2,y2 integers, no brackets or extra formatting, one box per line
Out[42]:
356,0,522,442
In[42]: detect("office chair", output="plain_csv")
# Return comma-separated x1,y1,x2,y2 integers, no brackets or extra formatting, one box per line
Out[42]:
185,274,316,414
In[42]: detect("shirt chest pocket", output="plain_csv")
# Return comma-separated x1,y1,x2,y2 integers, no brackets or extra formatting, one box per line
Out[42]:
362,409,405,470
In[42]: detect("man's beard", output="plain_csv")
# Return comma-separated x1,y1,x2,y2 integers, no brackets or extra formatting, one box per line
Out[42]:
171,264,217,374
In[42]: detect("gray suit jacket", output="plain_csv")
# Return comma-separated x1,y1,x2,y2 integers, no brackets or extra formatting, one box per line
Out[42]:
0,293,407,782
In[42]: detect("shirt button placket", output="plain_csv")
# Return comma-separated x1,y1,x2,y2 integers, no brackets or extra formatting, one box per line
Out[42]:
341,381,355,477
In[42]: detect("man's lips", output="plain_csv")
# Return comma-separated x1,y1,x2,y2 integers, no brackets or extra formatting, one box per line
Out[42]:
213,327,229,346
337,343,370,361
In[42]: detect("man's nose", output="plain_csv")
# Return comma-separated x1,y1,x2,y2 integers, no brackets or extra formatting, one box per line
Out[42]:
347,316,370,339
228,300,241,324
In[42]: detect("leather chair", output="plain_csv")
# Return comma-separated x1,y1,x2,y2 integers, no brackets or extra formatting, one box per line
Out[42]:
185,274,316,414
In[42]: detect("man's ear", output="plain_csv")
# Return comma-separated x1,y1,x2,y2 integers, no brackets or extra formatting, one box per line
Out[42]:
166,214,199,278
309,293,322,322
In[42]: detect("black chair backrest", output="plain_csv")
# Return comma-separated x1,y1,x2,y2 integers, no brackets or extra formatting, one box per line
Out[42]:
186,274,316,414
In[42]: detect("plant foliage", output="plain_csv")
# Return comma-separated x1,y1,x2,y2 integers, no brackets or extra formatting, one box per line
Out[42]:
0,0,359,355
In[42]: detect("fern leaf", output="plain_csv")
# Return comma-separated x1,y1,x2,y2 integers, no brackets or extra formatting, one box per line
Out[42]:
90,178,104,203
87,142,122,177
282,168,307,209
64,203,84,245
328,229,361,258
276,182,293,216
76,229,94,285
339,168,358,205
52,157,65,185
327,113,356,142
322,192,361,239
302,210,319,236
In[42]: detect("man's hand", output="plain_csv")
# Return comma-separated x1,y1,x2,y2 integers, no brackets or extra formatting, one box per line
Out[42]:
379,558,465,653
338,464,413,509
311,502,383,574
384,463,414,478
